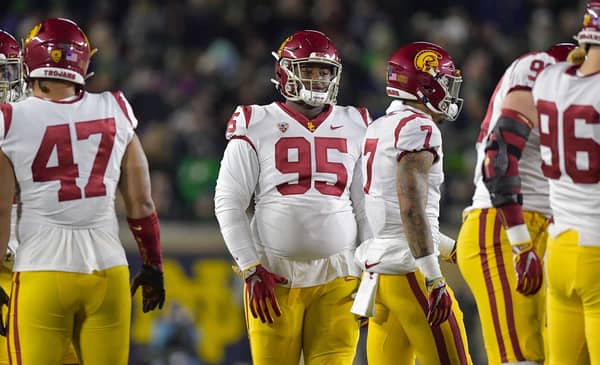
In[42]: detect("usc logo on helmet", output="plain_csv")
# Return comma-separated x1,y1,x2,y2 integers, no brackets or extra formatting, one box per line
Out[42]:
413,50,442,74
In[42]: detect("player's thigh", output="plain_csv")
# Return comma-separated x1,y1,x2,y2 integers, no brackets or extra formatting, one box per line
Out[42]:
367,302,414,365
579,243,600,364
7,272,74,365
245,285,303,365
378,273,470,365
546,231,587,365
457,209,545,364
76,266,131,365
302,277,360,365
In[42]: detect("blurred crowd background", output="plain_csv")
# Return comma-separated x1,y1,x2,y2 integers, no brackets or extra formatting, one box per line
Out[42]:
0,0,587,364
1,0,583,226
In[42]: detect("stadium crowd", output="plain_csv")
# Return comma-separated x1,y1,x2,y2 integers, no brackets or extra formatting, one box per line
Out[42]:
1,0,583,225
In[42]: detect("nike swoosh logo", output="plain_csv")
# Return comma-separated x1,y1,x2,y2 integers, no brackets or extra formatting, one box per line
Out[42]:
364,261,381,270
330,125,343,130
132,225,143,231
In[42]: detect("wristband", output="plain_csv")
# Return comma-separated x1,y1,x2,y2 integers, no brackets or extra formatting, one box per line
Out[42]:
506,224,532,247
415,254,443,280
127,212,163,270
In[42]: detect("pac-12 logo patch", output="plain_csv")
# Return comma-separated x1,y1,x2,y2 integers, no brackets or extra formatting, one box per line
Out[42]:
277,122,289,133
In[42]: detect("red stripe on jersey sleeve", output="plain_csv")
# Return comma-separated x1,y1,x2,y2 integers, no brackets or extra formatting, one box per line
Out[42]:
230,135,257,153
357,107,370,127
393,114,421,149
242,105,252,128
111,91,133,126
1,103,13,138
507,85,532,94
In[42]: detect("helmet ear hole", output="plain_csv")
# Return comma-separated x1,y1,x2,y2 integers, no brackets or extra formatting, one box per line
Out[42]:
422,85,435,94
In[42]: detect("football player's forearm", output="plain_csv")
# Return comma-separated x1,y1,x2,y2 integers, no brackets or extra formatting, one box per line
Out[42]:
401,205,434,257
214,205,259,270
396,152,435,258
214,144,261,270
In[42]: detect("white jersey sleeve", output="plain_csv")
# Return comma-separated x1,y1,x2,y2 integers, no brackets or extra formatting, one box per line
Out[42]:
111,91,139,130
395,115,442,155
215,105,260,271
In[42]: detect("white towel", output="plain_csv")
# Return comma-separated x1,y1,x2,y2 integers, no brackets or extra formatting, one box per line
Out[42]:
350,271,379,317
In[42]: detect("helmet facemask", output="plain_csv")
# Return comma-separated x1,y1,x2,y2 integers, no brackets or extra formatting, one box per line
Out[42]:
425,70,463,121
0,56,24,102
272,52,341,107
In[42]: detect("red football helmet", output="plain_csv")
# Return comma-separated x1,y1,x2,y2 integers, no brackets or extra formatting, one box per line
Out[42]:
386,42,463,121
576,1,600,46
23,18,96,85
271,30,342,106
545,43,576,62
0,30,24,102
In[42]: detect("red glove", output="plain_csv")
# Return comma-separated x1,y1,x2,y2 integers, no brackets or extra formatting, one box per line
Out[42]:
513,243,543,296
426,277,452,326
244,265,288,324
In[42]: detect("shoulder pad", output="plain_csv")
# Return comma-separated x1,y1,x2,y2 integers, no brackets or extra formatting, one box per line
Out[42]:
394,116,441,152
110,91,139,129
225,105,254,140
509,52,556,91
354,107,371,127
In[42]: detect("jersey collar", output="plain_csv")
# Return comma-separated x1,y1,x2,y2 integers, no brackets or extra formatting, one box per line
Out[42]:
385,100,429,118
276,101,333,132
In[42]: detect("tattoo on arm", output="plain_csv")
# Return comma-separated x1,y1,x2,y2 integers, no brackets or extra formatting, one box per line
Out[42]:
396,151,435,258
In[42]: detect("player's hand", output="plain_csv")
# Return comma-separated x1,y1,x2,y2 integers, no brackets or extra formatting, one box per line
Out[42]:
425,277,452,326
0,286,8,336
244,264,288,324
131,264,166,313
513,243,543,296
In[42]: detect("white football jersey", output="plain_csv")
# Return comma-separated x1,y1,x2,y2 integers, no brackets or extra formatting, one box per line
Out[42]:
468,51,557,216
532,62,600,246
214,102,370,287
354,100,443,275
0,91,137,272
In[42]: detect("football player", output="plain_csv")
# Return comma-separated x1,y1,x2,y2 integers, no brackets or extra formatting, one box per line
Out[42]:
458,42,577,365
0,18,165,365
351,41,472,365
214,30,370,364
530,1,600,363
0,28,80,365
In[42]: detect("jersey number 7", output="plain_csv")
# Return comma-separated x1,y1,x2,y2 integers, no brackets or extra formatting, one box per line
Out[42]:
32,118,116,202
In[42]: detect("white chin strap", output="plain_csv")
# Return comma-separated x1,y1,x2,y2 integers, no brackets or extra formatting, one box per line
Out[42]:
299,89,329,106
